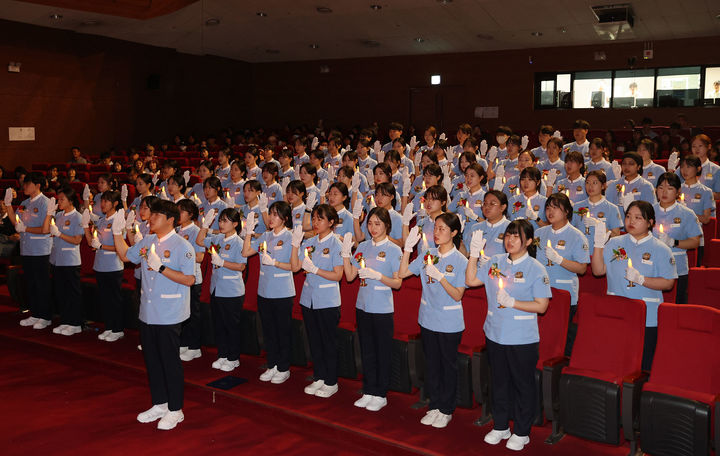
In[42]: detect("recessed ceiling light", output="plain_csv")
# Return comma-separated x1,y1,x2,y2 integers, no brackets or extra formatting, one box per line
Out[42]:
205,18,220,26
266,49,280,54
414,37,425,43
559,27,567,33
476,33,494,40
437,0,453,4
316,7,333,14
309,44,319,49
49,13,63,20
256,12,267,17
530,31,543,36
361,40,381,48
370,4,382,10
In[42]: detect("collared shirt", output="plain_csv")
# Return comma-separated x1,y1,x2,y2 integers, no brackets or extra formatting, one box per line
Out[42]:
335,208,354,238
127,231,194,325
177,223,203,285
603,233,677,326
350,237,402,313
680,182,715,218
555,175,586,204
652,202,702,276
246,165,262,182
535,222,590,306
18,193,52,256
416,213,438,249
501,157,520,180
508,192,547,231
562,141,590,161
409,246,468,333
362,207,402,241
252,228,295,299
201,198,229,231
291,203,307,228
216,165,231,181
324,154,343,171
606,175,657,217
240,203,267,234
299,232,343,309
449,187,485,235
222,178,246,206
93,211,123,272
203,233,247,297
682,159,720,192
358,156,378,175
263,182,283,206
571,197,623,251
642,162,666,187
295,153,310,166
531,146,548,162
50,209,83,267
537,158,567,181
502,175,547,202
467,217,511,258
279,166,297,182
478,252,552,345
586,159,619,181
92,193,103,216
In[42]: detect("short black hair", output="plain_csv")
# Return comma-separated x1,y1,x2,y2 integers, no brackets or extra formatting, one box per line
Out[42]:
176,198,199,221
150,199,180,227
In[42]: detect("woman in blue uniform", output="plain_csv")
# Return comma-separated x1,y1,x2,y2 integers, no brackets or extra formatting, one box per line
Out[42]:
223,159,247,207
554,151,586,205
176,199,205,362
261,162,283,206
399,213,468,429
449,163,487,239
403,185,448,250
243,201,301,384
411,164,443,210
652,172,701,303
46,186,84,335
285,180,310,230
354,182,403,248
508,167,547,232
201,176,229,234
188,161,214,205
196,207,247,372
299,163,322,207
84,190,125,342
463,190,510,259
5,172,54,329
606,152,657,217
571,170,623,253
240,180,267,237
638,139,665,187
465,219,552,451
343,207,402,411
129,173,154,214
591,201,677,370
290,204,344,398
327,182,353,240
89,173,117,217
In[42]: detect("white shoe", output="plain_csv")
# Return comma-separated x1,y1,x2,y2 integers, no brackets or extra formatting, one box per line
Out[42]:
421,409,440,425
53,324,68,334
19,316,38,327
484,428,512,445
157,410,184,430
104,331,124,342
259,366,278,382
180,349,201,361
212,358,228,369
354,394,373,408
98,330,111,340
365,396,387,412
270,370,290,384
219,359,239,372
304,380,325,395
431,412,452,428
137,403,168,423
179,346,188,354
137,345,143,351
32,319,51,330
61,325,82,336
506,434,530,451
315,383,338,398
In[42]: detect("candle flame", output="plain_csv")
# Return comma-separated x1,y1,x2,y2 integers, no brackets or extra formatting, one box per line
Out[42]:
150,244,156,255
480,249,484,257
370,195,375,205
621,185,625,193
92,229,97,238
359,258,365,269
628,258,633,268
15,214,20,223
659,224,664,234
499,278,504,289
305,247,310,258
680,193,685,202
261,241,267,252
547,240,551,248
51,218,55,226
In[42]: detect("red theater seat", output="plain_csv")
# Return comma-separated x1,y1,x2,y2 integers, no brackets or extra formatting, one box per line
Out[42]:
457,286,487,409
702,240,720,267
538,289,571,426
687,267,720,310
389,275,422,393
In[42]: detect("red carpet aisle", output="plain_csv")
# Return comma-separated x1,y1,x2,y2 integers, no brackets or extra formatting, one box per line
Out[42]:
0,300,629,456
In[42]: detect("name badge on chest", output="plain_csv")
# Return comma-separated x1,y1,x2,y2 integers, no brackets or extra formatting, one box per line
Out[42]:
513,271,525,283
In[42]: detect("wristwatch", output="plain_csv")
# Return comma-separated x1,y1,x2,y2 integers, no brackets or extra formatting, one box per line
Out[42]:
674,239,680,247
158,265,166,273
536,217,542,223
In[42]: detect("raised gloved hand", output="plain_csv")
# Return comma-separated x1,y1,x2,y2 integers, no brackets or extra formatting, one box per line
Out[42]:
479,140,488,157
359,267,382,281
373,141,383,160
341,232,353,258
291,225,304,248
487,146,498,164
525,200,538,221
244,212,258,236
492,166,505,191
15,218,26,233
521,135,529,150
120,184,128,203
112,209,126,235
46,197,57,215
3,187,13,206
183,170,191,185
134,230,144,242
302,255,319,274
211,250,225,268
404,226,421,253
545,169,558,188
151,173,159,186
552,130,563,140
621,192,636,211
497,288,515,308
82,184,91,202
201,209,217,229
611,161,622,180
425,263,444,282
261,252,276,266
658,231,675,248
90,236,102,250
402,169,411,197
318,179,329,198
667,151,679,171
409,135,418,151
351,173,361,194
365,169,375,187
445,146,455,163
545,243,564,265
126,210,136,228
306,191,318,211
592,218,610,247
81,209,91,228
413,149,422,171
281,176,291,195
352,198,363,220
463,204,479,222
401,202,415,226
442,170,453,195
258,194,268,213
469,230,486,258
625,265,645,286
311,136,319,151
147,245,163,271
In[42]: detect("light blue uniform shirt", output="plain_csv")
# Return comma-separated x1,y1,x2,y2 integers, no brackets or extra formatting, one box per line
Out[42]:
350,238,402,313
291,203,307,228
416,214,438,250
127,231,194,325
679,160,720,193
537,159,566,181
263,182,284,206
50,209,83,266
335,208,354,238
496,147,509,161
300,233,343,309
449,188,485,236
279,166,297,182
295,154,310,166
586,159,619,180
502,175,547,202
535,222,590,306
306,184,322,207
203,233,247,297
508,192,547,232
188,183,208,206
128,195,143,214
390,172,406,200
478,252,552,345
239,203,267,234
92,193,103,217
133,220,151,279
252,228,295,299
216,165,231,182
603,234,677,327
177,223,203,285
555,176,586,205
400,156,415,176
571,197,623,251
93,212,123,272
681,182,715,218
201,198,229,231
562,141,590,161
606,176,657,218
18,193,52,256
358,156,378,175
324,154,343,171
450,175,466,199
642,162,666,187
466,217,511,258
531,146,548,162
652,202,702,276
502,157,520,180
222,178,246,206
362,208,402,241
259,159,281,170
409,247,468,333
246,165,262,182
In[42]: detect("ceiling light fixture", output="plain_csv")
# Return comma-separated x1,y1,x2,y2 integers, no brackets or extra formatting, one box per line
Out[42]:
205,18,220,26
309,44,319,49
414,37,425,43
49,13,63,20
316,7,333,14
370,5,382,10
530,31,543,36
256,12,267,17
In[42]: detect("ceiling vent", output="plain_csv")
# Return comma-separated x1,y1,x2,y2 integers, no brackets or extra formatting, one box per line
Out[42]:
591,4,635,40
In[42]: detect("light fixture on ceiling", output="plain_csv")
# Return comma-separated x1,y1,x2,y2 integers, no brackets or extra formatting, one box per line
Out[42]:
530,31,543,37
370,4,382,10
476,33,493,40
309,44,319,49
49,13,63,20
414,37,425,43
559,27,567,33
431,74,441,85
256,12,268,17
205,18,220,26
316,7,333,14
266,49,280,54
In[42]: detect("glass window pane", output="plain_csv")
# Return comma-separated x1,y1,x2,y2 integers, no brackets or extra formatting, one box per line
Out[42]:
539,80,555,106
704,67,720,105
557,74,571,108
613,69,655,108
656,66,701,107
573,71,612,108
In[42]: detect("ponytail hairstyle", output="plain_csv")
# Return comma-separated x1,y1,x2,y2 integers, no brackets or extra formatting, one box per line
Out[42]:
137,173,155,192
436,212,462,249
167,173,187,195
100,190,122,212
504,219,536,258
98,173,118,191
176,198,199,222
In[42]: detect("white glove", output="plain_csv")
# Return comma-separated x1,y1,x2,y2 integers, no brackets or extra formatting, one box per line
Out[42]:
402,202,415,226
311,136,319,151
134,231,144,242
463,204,478,222
545,244,563,265
552,130,563,140
409,135,418,151
365,169,375,187
211,251,225,268
306,191,318,211
126,210,136,227
404,226,421,252
326,164,336,182
112,209,126,235
291,225,304,248
46,197,57,215
15,218,26,233
469,230,486,258
525,201,538,221
545,169,558,188
302,256,319,274
183,170,191,185
497,288,515,308
120,184,128,203
593,218,610,247
667,151,679,171
495,164,505,180
439,133,447,141
611,161,622,180
376,148,385,165
521,135,529,150
152,174,159,186
487,146,498,164
89,212,100,224
281,176,291,195
258,194,268,213
625,266,645,286
413,150,422,172
3,187,12,206
359,267,382,281
442,170,453,195
50,223,61,237
82,184,91,202
621,192,635,211
402,170,411,197
90,236,101,250
480,140,488,156
201,209,217,229
352,198,363,219
425,263,444,281
478,254,491,268
492,176,504,191
318,179,329,198
583,215,595,228
373,140,382,159
81,209,91,228
160,187,168,201
244,212,258,235
658,231,674,248
341,232,353,258
223,191,234,207
445,146,455,163
261,252,276,266
350,172,360,194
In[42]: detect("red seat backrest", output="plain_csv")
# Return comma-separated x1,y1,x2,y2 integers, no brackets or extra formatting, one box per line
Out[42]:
392,275,421,336
292,271,306,317
579,264,607,296
461,286,487,349
538,288,571,368
570,293,646,376
702,240,720,267
687,268,720,310
650,304,720,394
244,255,259,311
702,218,716,242
79,240,95,276
339,276,359,327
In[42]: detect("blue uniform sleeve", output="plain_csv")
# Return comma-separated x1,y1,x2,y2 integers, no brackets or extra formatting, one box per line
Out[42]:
389,245,402,275
231,242,248,265
126,237,146,265
476,259,491,285
531,263,553,298
571,231,591,263
331,240,344,268
682,211,703,239
656,243,678,280
408,254,423,276
179,242,196,276
605,204,623,230
70,214,84,236
448,255,468,289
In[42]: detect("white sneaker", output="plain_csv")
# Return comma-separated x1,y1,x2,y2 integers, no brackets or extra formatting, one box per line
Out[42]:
421,409,440,425
219,359,239,372
315,383,338,398
354,394,373,408
19,316,38,327
180,349,201,361
365,396,387,412
179,346,188,354
32,319,51,330
98,330,111,340
61,325,82,336
270,370,290,384
431,412,452,428
484,428,512,445
212,358,228,369
157,410,184,430
505,434,530,451
137,403,168,423
104,331,124,342
259,366,278,382
304,379,325,395
53,324,68,334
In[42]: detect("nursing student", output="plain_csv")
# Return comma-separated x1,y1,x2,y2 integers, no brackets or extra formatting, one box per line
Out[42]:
571,171,623,252
462,190,510,259
403,185,448,250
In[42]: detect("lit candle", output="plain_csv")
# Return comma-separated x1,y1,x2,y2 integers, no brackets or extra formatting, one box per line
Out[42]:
502,177,506,184
359,258,365,269
547,239,551,248
422,232,429,250
499,277,504,289
564,190,569,197
305,247,310,258
621,185,625,194
680,193,685,203
659,224,664,234
15,214,20,223
422,181,426,191
420,201,425,211
88,203,93,213
261,241,267,252
628,257,633,269
480,249,484,257
209,245,216,255
50,218,55,227
92,229,98,238
370,195,375,206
